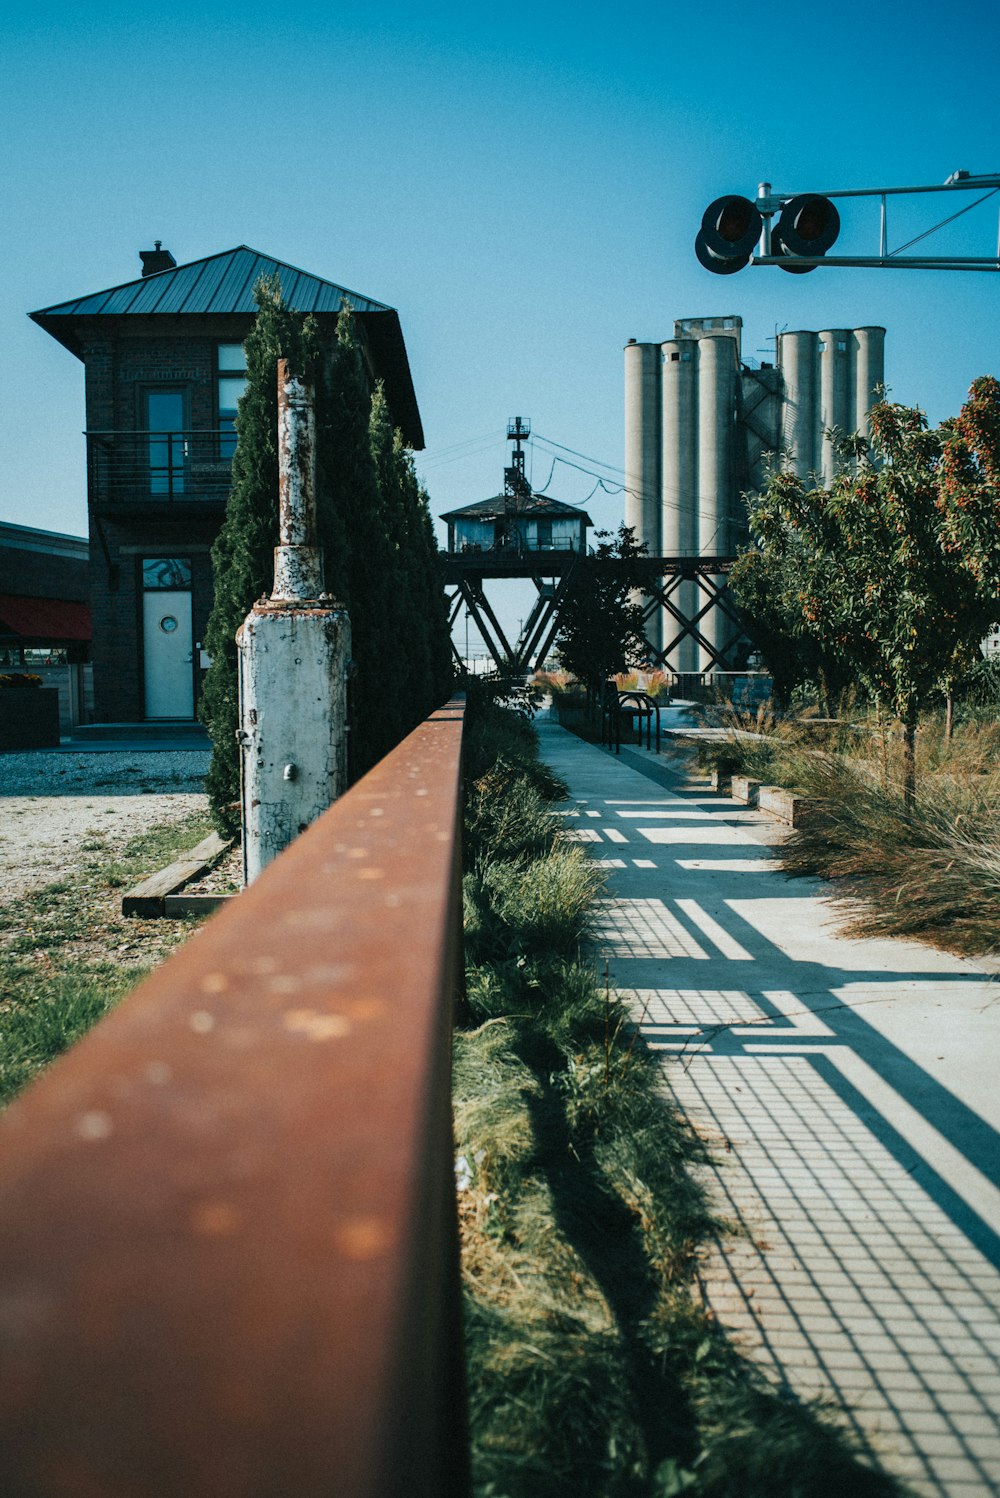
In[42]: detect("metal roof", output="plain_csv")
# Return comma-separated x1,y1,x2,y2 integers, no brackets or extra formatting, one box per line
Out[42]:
30,246,394,320
440,493,593,525
30,246,425,449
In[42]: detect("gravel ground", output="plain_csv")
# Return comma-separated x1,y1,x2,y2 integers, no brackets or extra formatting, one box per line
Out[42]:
0,749,211,904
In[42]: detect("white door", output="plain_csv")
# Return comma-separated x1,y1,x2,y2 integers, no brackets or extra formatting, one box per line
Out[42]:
143,590,194,719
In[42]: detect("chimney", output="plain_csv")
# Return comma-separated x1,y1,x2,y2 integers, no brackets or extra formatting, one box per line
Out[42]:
139,241,177,277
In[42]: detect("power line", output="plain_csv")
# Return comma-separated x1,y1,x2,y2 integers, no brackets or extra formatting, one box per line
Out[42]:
531,432,626,475
421,429,498,460
418,437,505,473
531,457,557,494
421,425,710,528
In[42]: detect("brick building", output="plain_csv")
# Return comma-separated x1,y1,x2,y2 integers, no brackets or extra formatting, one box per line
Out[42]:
0,522,92,728
31,245,423,724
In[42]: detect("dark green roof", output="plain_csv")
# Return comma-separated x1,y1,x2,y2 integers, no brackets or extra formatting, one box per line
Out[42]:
30,245,394,319
440,493,592,525
30,246,424,448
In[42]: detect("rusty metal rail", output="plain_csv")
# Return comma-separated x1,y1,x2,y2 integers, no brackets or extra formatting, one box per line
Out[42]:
0,699,468,1497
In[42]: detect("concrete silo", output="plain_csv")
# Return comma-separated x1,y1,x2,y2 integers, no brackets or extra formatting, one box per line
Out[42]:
696,334,738,668
624,340,662,652
660,338,698,670
778,330,819,481
777,325,885,486
853,326,886,443
624,316,887,673
818,329,852,486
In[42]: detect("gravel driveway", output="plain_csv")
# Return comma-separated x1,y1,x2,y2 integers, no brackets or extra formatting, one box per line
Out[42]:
0,749,211,904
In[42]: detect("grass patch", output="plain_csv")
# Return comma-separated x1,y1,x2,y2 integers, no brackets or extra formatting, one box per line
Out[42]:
0,807,215,1105
456,703,908,1496
693,710,1000,957
0,965,147,1106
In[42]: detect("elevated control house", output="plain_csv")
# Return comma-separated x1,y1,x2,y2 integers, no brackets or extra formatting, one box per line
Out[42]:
32,245,423,724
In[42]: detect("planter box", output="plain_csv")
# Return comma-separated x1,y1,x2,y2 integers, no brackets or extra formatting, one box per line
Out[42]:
731,775,761,806
757,785,814,828
554,702,587,728
0,688,60,750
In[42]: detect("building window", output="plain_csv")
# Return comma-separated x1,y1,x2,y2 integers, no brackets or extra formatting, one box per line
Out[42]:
143,389,187,495
218,343,248,457
536,519,553,549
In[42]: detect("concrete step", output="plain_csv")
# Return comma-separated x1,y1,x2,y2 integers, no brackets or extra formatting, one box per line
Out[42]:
70,721,209,744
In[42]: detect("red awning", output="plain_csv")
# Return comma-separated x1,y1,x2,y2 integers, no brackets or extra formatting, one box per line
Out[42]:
0,594,91,643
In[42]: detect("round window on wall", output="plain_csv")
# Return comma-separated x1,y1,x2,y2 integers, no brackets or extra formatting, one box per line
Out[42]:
159,616,179,634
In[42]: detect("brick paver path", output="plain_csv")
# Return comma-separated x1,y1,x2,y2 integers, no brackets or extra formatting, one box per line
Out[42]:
538,714,1000,1496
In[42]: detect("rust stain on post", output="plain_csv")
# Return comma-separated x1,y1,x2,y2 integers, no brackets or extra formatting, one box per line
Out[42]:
0,700,468,1497
273,358,322,602
276,357,316,550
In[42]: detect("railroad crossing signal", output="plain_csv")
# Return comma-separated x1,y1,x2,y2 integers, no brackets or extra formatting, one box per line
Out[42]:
695,172,1000,273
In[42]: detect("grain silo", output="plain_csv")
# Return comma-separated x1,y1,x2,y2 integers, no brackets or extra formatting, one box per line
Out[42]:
624,316,885,670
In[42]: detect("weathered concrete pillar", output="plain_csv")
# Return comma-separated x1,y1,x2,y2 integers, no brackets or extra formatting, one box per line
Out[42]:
238,360,351,884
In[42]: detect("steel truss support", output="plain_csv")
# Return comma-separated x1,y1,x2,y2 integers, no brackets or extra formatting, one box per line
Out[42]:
446,559,581,675
443,554,746,676
638,558,745,671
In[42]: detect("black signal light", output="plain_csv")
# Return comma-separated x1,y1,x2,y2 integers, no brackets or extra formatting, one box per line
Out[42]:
773,194,841,272
695,194,763,275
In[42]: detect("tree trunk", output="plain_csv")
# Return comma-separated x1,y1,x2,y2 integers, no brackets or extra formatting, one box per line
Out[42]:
902,714,917,811
817,668,831,720
945,691,955,740
876,700,889,788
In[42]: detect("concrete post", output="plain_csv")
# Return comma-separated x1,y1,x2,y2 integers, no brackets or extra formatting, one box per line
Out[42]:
238,360,351,884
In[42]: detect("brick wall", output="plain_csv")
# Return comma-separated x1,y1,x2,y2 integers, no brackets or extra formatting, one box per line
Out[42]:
0,544,88,602
89,513,220,722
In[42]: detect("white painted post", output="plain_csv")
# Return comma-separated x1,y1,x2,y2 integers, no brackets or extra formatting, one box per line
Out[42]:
237,359,351,884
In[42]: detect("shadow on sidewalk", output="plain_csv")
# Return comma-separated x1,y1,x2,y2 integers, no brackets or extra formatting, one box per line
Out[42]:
538,720,1000,1494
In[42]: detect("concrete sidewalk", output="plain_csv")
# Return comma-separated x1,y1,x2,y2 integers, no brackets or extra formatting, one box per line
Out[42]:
536,713,1000,1497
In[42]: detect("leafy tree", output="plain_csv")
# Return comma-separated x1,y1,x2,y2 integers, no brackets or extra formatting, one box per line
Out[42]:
202,288,452,827
369,387,454,733
200,278,317,832
315,307,399,778
938,376,1000,591
555,524,659,703
728,544,854,711
734,385,1000,805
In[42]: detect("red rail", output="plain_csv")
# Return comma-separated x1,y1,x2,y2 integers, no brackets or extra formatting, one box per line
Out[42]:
0,700,468,1496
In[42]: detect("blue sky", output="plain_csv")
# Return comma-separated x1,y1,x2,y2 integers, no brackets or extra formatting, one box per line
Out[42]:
4,0,998,652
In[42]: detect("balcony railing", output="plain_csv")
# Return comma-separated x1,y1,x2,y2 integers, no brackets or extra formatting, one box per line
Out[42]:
449,537,582,557
0,699,469,1496
86,429,234,504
